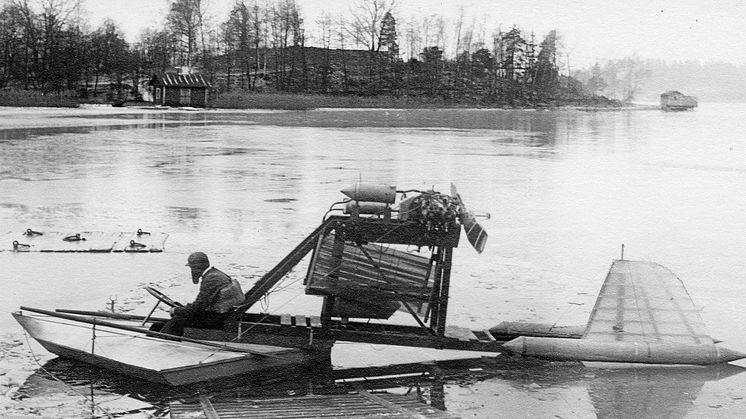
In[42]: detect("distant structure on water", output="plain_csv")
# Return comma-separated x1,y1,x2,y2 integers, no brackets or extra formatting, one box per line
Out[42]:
660,90,698,111
149,73,211,107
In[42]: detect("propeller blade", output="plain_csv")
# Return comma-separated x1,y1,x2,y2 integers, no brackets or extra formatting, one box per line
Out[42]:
450,183,488,253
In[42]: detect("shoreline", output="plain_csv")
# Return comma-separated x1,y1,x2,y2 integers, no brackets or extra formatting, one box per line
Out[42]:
0,103,660,132
0,102,653,114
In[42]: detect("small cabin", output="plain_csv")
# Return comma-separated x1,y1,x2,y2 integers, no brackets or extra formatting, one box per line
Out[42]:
660,90,697,111
149,73,211,107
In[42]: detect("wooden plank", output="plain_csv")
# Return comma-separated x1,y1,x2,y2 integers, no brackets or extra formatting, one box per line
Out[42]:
171,392,460,419
199,396,220,419
356,389,427,418
312,238,432,284
310,316,322,327
338,217,460,247
330,297,399,319
307,233,433,306
307,284,431,304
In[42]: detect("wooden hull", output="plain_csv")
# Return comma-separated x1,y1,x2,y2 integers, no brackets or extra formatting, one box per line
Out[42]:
13,311,324,386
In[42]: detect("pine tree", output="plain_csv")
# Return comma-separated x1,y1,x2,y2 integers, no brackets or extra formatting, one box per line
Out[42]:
379,11,398,58
586,63,607,95
535,30,560,98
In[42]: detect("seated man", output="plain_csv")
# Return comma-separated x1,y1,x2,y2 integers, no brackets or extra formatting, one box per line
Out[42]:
159,251,245,336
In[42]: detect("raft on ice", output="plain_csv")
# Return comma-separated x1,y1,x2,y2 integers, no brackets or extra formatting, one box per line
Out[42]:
3,229,168,252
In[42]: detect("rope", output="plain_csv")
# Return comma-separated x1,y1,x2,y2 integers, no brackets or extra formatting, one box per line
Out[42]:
22,330,115,419
236,277,306,336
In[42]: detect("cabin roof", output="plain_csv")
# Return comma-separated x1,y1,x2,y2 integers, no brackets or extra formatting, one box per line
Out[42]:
149,73,211,88
661,90,683,97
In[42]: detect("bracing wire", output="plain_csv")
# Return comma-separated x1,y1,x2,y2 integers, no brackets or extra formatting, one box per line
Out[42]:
22,331,115,419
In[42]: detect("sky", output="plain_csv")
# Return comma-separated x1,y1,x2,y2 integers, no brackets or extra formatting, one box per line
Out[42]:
80,0,746,69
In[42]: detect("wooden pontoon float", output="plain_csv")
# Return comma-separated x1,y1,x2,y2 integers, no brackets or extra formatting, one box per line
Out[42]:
12,307,323,386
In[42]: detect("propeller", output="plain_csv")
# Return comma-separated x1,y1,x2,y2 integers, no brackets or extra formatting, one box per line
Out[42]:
450,183,488,254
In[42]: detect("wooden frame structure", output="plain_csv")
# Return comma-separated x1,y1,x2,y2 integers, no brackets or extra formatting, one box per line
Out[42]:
187,213,510,353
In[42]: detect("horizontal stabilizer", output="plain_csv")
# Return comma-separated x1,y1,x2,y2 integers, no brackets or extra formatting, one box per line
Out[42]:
584,260,712,345
502,259,746,365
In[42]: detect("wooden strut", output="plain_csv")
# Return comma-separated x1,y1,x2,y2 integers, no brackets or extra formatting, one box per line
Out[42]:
355,243,436,335
213,215,467,351
427,247,444,329
435,247,453,337
56,309,169,322
234,218,338,318
321,229,347,324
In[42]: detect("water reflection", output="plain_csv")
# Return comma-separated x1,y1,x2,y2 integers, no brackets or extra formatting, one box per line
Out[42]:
16,355,744,418
587,364,744,418
19,356,477,417
0,121,221,141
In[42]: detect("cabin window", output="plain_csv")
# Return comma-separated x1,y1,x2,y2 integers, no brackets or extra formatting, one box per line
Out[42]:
180,88,191,104
155,88,161,100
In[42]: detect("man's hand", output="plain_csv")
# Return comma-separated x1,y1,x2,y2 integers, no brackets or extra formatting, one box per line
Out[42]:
169,307,176,316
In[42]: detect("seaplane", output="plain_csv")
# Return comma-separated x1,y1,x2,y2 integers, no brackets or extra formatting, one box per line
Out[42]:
12,183,745,386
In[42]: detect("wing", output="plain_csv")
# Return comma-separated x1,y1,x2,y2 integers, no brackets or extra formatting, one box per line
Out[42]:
582,260,713,345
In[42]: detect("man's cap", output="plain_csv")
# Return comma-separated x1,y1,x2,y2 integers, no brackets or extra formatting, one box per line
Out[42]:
186,251,210,268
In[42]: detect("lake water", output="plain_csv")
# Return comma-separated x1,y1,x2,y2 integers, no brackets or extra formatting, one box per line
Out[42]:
1,104,746,417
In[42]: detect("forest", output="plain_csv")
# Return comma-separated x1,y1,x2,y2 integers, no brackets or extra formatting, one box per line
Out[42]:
0,0,625,107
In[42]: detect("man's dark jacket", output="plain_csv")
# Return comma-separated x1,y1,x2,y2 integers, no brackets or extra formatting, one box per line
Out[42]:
173,267,242,318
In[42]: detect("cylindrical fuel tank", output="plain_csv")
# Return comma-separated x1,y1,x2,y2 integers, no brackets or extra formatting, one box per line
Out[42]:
341,183,396,204
489,321,585,339
344,201,388,215
502,336,746,365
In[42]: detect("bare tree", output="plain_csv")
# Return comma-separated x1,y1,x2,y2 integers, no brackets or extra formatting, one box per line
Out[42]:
38,0,80,91
195,0,210,72
315,11,333,92
250,1,267,90
137,28,176,74
225,1,252,88
166,0,201,68
316,11,333,49
0,2,31,88
345,0,395,52
266,0,302,91
403,17,420,61
453,6,464,60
